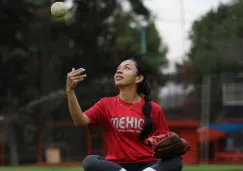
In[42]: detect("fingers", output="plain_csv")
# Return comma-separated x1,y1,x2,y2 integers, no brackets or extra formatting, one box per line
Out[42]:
68,68,85,77
66,68,86,91
73,78,84,84
71,74,87,81
67,68,87,84
72,75,86,84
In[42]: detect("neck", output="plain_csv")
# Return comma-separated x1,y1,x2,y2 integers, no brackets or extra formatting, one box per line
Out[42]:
119,86,140,103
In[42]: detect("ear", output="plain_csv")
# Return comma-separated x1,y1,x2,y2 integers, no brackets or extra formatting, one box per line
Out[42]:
135,75,144,84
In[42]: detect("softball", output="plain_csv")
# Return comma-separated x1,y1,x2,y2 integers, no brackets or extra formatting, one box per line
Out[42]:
51,2,67,18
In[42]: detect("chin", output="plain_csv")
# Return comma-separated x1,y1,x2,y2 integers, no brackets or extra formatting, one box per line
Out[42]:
114,81,127,87
115,83,123,87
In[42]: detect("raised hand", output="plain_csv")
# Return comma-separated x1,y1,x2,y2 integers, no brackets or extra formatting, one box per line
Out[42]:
66,68,87,92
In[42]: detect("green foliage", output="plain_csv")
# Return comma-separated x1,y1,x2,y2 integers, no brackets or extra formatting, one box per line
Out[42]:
113,13,168,82
180,1,243,122
0,0,166,109
188,0,243,78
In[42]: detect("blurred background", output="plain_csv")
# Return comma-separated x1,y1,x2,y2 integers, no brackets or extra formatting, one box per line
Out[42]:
1,0,243,170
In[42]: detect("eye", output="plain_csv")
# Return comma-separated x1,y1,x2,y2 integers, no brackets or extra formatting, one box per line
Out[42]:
125,66,131,70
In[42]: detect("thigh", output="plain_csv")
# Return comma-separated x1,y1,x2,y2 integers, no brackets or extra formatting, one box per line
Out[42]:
82,155,123,171
148,157,183,171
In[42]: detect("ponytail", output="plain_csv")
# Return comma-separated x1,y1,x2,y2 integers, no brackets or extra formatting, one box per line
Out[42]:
128,58,153,141
138,81,153,141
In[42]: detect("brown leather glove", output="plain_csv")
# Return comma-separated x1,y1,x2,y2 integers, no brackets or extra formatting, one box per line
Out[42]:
145,131,191,160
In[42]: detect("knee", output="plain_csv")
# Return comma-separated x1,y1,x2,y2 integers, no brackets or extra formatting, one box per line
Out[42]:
174,157,183,170
82,155,100,171
150,157,183,171
169,157,183,171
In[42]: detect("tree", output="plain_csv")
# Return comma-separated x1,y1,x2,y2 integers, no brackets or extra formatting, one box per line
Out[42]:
99,12,168,84
188,0,243,79
185,0,243,122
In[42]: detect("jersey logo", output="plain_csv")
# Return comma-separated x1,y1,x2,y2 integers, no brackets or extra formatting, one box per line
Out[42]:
110,116,144,133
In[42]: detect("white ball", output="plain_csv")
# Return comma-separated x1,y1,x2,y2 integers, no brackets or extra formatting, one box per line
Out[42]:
51,2,67,18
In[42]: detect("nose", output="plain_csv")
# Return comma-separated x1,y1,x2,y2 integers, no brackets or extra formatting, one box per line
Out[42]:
116,68,123,74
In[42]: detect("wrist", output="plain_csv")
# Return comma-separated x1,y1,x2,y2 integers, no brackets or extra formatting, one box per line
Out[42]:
66,89,74,95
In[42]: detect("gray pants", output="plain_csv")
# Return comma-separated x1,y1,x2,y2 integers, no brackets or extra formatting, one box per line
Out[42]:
82,155,183,171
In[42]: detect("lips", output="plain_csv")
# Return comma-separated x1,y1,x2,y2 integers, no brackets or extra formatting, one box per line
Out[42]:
115,75,123,80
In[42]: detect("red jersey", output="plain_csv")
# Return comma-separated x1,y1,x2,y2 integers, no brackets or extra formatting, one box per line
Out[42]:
84,96,169,163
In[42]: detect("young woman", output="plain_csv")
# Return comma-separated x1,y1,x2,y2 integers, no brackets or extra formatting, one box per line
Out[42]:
66,59,183,171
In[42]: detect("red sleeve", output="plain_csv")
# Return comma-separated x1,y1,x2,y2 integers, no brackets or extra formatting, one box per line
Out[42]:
83,98,106,129
153,105,169,132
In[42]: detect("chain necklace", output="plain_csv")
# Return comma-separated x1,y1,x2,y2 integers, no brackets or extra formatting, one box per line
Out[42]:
117,96,140,110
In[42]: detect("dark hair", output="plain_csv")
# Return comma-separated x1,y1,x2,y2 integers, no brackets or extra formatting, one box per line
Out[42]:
129,58,153,141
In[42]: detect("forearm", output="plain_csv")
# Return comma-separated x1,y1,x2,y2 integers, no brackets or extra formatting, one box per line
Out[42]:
66,90,90,127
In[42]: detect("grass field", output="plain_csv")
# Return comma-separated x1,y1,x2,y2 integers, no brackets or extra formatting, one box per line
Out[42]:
0,165,243,171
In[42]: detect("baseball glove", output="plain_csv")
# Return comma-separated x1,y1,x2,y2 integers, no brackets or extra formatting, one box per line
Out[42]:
144,131,191,160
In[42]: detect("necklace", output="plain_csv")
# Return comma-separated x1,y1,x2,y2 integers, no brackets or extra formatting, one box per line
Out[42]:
117,96,140,110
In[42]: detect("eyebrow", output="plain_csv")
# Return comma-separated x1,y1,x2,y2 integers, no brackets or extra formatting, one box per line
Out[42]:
124,64,132,67
117,64,132,69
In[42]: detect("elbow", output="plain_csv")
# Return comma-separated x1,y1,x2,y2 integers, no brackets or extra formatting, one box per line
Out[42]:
73,122,81,127
71,113,90,127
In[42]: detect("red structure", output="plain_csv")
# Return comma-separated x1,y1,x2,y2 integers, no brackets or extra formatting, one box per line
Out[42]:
168,120,200,164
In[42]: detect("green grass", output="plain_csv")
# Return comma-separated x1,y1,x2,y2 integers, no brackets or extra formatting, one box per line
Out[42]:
0,165,243,171
183,165,243,171
0,168,82,171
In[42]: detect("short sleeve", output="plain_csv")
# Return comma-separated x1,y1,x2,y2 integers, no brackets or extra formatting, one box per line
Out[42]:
153,105,169,132
83,98,107,129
